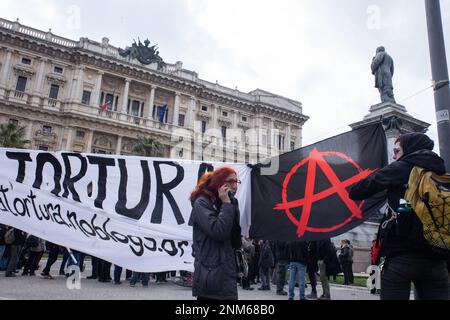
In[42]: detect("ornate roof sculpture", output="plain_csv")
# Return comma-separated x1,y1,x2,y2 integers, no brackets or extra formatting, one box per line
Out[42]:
119,38,166,71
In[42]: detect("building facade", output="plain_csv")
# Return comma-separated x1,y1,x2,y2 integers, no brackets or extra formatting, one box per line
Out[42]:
0,17,309,162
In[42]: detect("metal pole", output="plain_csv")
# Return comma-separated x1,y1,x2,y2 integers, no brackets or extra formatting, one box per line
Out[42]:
425,0,450,171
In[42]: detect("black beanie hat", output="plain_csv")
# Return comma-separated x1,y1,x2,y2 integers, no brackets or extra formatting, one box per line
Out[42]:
398,133,434,155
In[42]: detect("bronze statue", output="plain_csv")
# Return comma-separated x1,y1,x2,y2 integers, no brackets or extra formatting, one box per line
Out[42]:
371,46,396,103
119,38,166,71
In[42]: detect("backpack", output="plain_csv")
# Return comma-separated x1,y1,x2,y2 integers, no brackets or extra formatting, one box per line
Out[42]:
4,228,15,245
404,166,450,254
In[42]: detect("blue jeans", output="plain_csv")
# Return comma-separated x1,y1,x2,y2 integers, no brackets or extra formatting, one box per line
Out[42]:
0,245,5,261
130,272,150,286
114,265,122,283
289,262,307,300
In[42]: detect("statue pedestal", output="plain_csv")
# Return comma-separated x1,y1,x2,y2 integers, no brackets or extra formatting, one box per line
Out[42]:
351,102,430,151
365,101,408,119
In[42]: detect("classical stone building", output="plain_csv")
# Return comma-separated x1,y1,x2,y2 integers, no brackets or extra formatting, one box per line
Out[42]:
0,17,309,162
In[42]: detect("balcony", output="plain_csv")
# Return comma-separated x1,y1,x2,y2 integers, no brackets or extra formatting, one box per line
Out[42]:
44,98,61,109
9,90,29,104
34,130,57,144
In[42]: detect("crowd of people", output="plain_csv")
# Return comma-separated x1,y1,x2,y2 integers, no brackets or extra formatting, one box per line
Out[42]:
0,222,355,300
0,224,182,286
2,132,450,301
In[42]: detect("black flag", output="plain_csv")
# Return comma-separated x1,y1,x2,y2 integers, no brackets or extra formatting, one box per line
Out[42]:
250,123,387,241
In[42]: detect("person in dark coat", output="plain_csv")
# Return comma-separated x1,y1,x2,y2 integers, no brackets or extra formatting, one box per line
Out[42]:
286,241,309,300
306,241,319,299
350,133,450,300
338,240,353,285
316,238,341,300
190,166,242,300
258,240,274,291
274,241,288,295
5,227,26,277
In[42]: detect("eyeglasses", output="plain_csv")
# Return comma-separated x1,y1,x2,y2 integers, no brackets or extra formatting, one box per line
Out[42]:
225,179,241,185
393,148,401,155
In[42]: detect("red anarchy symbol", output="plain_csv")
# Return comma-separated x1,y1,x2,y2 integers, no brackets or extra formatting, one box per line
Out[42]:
274,148,376,238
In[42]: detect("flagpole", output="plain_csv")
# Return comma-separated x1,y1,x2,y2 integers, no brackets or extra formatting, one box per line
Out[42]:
425,0,450,171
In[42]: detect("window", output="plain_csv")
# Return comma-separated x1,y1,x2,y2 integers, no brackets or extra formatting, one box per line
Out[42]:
178,114,185,127
221,126,227,139
15,76,27,92
49,84,59,99
201,121,207,134
131,100,140,116
76,130,85,139
38,146,49,151
104,93,114,110
222,111,228,117
178,149,184,158
278,135,285,150
9,119,19,127
242,116,248,122
21,57,31,65
54,66,63,74
82,90,91,105
42,125,52,134
290,141,295,151
261,135,267,146
201,105,208,112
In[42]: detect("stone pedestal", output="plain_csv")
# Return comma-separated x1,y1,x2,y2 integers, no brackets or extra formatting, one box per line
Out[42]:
351,101,430,163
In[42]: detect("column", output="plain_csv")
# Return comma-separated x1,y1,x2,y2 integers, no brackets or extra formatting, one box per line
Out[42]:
116,136,122,155
26,120,34,141
188,97,196,129
31,58,47,106
65,127,74,151
92,71,104,107
121,78,131,114
86,130,94,153
286,124,292,152
173,92,180,126
74,67,85,103
212,105,219,128
0,49,13,98
146,85,156,120
268,119,274,151
233,111,239,129
296,128,302,149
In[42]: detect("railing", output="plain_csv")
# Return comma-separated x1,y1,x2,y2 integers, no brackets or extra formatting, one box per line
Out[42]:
0,17,77,47
19,26,46,40
35,130,57,142
0,18,13,30
48,98,58,107
13,90,25,99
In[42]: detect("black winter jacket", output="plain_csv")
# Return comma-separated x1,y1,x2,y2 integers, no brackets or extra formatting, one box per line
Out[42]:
286,241,308,264
191,195,241,300
349,149,446,259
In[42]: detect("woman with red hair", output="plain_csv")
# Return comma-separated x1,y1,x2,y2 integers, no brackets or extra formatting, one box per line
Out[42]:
190,166,242,300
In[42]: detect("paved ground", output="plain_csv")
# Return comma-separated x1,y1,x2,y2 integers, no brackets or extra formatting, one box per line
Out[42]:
0,260,383,300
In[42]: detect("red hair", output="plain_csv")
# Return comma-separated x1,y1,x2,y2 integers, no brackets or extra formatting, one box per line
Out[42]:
190,166,237,202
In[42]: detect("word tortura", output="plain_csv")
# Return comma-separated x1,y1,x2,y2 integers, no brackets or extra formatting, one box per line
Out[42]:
5,151,216,225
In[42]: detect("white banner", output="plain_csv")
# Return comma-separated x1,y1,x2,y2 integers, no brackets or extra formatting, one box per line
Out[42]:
0,149,251,272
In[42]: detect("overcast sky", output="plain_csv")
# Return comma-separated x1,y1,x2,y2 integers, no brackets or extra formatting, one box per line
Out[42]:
2,0,449,151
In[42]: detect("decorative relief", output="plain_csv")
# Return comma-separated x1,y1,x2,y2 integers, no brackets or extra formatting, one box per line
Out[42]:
46,73,67,86
93,135,113,149
13,64,35,77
